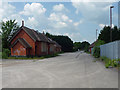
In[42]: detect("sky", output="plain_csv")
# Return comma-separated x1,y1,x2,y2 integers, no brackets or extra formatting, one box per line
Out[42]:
0,1,119,43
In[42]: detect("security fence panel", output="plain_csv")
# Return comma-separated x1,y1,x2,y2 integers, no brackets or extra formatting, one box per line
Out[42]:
100,40,120,60
118,41,120,59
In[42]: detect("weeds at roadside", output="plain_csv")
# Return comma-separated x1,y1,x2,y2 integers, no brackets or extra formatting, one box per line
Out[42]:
100,56,120,68
93,60,96,62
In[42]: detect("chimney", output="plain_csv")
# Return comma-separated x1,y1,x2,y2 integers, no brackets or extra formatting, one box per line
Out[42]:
43,31,45,35
22,20,24,26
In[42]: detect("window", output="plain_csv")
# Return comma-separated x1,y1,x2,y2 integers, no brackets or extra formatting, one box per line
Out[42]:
50,44,54,52
41,42,47,52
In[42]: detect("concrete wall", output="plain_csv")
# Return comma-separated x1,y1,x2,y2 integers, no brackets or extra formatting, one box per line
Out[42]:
100,40,120,59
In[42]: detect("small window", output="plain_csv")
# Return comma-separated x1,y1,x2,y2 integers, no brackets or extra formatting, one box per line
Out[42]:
41,42,47,52
50,44,54,52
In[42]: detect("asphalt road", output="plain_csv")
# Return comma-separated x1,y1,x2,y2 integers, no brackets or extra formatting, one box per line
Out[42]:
2,52,118,88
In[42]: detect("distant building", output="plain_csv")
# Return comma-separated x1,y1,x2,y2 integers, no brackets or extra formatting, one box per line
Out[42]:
89,40,98,54
10,21,61,57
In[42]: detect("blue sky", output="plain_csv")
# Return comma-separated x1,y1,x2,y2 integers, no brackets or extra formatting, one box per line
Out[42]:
0,1,119,43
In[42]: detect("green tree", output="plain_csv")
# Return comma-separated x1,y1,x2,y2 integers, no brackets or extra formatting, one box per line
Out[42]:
95,40,105,46
81,41,90,50
0,20,19,49
73,41,90,51
46,32,73,52
0,35,1,52
98,26,111,43
112,26,120,41
84,44,89,52
98,26,120,43
93,40,105,58
73,42,81,51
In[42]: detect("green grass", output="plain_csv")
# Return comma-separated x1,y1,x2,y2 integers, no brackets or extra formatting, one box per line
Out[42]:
100,56,120,68
8,53,59,60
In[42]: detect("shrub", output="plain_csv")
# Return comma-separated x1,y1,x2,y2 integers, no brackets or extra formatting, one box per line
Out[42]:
100,56,107,61
93,47,100,58
112,59,118,67
2,48,10,59
105,64,109,68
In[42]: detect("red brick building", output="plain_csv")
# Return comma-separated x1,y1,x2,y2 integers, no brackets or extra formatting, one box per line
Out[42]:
10,21,61,57
89,40,98,53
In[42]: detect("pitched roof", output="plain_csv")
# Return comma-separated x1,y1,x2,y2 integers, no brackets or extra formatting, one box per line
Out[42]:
10,26,49,42
10,25,61,48
53,41,61,48
47,38,55,44
11,38,31,48
89,40,98,48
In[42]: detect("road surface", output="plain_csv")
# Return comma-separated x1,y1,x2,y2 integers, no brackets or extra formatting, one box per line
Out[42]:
1,52,118,88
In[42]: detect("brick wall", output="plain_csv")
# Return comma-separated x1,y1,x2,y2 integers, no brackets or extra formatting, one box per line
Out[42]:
11,42,26,56
11,29,35,56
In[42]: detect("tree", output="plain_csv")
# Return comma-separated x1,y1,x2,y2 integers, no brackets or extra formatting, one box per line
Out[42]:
112,26,120,41
95,40,105,47
98,26,120,43
0,20,19,49
81,41,90,50
98,26,111,43
73,41,90,52
46,32,73,52
0,35,1,52
92,40,105,58
73,42,81,51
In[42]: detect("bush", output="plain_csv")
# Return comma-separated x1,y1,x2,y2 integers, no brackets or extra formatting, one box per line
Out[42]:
2,49,10,59
105,64,109,68
100,56,107,61
93,47,100,58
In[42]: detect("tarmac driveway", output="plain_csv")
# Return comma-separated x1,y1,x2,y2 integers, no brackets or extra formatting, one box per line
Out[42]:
2,52,118,88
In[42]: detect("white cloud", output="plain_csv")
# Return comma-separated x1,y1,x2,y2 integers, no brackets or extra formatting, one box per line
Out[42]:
0,2,16,20
99,24,106,29
63,33,84,42
20,3,46,16
53,4,68,12
26,17,39,28
69,20,73,23
74,20,83,26
56,22,67,28
48,13,61,21
0,2,24,27
72,2,113,24
62,15,69,21
74,22,79,26
48,12,73,29
99,23,115,29
47,11,82,38
48,13,70,22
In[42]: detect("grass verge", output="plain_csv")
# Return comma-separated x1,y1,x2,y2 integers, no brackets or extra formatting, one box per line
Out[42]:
8,53,59,60
100,56,120,68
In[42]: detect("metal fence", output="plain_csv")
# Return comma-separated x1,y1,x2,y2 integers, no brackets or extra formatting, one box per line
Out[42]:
100,40,120,60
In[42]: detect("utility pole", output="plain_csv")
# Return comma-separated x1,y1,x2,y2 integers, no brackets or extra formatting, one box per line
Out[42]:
110,6,114,42
96,29,98,41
